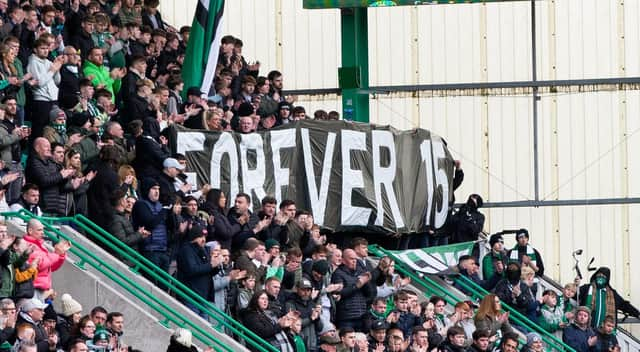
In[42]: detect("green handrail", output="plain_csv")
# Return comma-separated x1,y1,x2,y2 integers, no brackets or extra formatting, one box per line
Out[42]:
3,210,277,352
368,245,461,306
368,244,576,352
453,274,575,352
3,211,230,352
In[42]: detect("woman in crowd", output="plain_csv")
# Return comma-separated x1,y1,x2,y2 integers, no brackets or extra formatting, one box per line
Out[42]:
201,189,236,250
474,293,513,348
240,290,296,352
70,315,96,344
65,148,96,216
118,164,139,199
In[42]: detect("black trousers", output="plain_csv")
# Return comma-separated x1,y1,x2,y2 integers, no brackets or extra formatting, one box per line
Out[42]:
29,100,57,141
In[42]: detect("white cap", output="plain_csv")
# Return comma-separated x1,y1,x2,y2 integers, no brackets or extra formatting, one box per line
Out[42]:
163,158,185,170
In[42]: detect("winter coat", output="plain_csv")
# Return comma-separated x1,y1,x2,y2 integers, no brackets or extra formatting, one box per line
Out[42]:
450,205,485,243
0,119,20,164
108,211,145,251
284,294,323,352
201,206,237,250
86,159,122,229
493,279,536,316
593,329,619,352
176,242,218,300
22,234,66,290
473,315,513,338
58,64,81,105
330,264,371,322
563,323,597,352
123,93,153,126
25,155,69,215
393,311,422,340
578,267,640,326
132,135,169,180
241,309,293,352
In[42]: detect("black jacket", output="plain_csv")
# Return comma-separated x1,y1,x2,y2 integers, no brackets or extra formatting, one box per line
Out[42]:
86,159,122,229
176,242,218,300
206,207,238,250
119,70,144,108
70,30,94,62
156,172,185,207
122,93,153,126
493,279,536,316
58,64,81,107
132,135,170,180
25,155,69,215
450,205,485,243
330,264,372,322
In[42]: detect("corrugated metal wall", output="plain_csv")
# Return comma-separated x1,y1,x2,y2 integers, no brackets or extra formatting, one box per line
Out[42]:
160,0,640,319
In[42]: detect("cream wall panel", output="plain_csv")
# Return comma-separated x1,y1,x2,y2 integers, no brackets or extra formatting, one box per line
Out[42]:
368,8,412,86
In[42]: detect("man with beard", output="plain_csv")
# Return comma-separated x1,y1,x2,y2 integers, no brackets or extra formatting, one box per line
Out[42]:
285,278,323,352
82,47,125,105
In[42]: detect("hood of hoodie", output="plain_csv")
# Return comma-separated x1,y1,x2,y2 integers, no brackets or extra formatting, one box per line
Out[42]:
589,267,611,285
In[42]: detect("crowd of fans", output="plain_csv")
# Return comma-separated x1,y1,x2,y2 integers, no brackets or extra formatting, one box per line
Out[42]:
0,0,634,352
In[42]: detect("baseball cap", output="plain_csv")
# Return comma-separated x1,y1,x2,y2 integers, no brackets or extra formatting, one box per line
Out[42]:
297,278,313,289
163,158,185,170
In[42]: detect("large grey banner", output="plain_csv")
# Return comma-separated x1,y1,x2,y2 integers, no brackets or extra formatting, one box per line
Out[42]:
171,121,454,234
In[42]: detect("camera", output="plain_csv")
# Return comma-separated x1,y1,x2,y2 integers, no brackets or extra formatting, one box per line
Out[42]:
177,173,188,182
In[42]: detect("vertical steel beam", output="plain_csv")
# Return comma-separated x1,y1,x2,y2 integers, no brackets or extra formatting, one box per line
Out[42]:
410,6,420,128
547,0,561,280
274,0,283,70
616,0,630,298
480,3,490,229
531,0,540,202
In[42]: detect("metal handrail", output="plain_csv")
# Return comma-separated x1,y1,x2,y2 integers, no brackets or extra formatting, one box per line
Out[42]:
4,210,277,352
368,244,576,352
2,211,230,352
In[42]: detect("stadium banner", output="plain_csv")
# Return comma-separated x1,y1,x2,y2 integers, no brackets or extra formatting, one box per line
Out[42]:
170,120,455,234
389,241,476,274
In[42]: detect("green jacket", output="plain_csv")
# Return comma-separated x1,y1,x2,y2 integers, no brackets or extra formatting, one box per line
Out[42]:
82,61,121,102
0,250,28,298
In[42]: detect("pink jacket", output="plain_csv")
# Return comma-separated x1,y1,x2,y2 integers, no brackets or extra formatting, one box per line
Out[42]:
22,235,66,290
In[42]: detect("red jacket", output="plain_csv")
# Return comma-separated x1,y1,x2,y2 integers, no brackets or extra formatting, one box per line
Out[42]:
23,235,66,290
